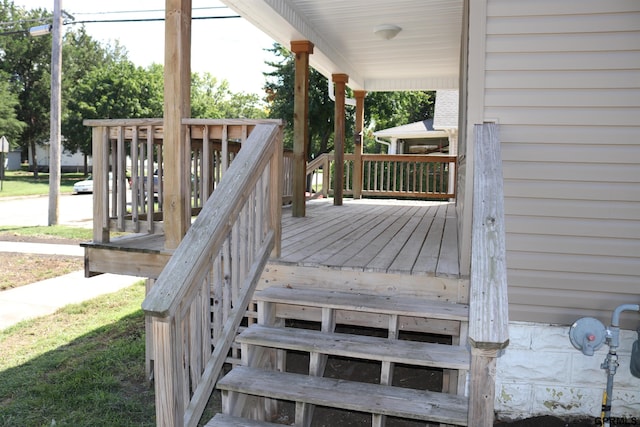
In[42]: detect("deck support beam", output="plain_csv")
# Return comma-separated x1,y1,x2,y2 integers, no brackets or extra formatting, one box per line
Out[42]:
353,90,366,199
291,40,314,217
163,0,192,249
332,74,349,206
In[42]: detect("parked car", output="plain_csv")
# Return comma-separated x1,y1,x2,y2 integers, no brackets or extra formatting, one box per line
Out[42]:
73,173,131,194
73,175,95,194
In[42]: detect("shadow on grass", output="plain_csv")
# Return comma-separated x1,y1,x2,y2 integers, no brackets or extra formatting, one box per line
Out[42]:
0,310,155,427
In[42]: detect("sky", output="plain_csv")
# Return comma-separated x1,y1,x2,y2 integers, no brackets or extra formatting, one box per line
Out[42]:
13,0,278,95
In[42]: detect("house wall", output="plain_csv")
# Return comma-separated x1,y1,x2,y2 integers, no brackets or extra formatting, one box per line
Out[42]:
465,0,640,420
477,0,640,328
29,144,91,172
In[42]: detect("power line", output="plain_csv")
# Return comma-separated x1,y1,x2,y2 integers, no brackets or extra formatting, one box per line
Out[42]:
0,14,241,35
68,15,240,26
71,6,228,16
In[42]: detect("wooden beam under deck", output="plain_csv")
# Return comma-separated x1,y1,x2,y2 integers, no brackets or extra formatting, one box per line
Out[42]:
82,234,172,279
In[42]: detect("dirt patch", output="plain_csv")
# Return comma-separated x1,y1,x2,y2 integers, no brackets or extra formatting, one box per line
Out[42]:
0,234,83,290
0,252,83,290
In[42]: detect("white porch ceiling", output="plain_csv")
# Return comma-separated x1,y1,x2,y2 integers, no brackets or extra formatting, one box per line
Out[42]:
221,0,464,92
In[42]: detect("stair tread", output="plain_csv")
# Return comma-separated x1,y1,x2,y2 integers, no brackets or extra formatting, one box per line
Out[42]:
205,413,284,426
255,287,468,321
217,366,468,426
238,324,470,370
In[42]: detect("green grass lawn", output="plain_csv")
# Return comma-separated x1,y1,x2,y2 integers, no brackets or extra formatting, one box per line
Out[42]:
0,225,93,241
0,171,87,198
0,282,155,427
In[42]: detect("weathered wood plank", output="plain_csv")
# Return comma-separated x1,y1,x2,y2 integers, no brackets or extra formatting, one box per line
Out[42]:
386,208,436,273
365,206,431,272
278,199,459,278
436,208,460,277
237,324,470,370
468,122,509,349
217,366,468,425
255,287,468,321
205,413,282,426
259,263,464,302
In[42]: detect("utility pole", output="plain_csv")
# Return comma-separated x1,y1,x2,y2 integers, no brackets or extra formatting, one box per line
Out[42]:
48,0,62,225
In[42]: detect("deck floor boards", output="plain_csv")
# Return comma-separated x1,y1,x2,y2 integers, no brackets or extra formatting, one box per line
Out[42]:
83,198,460,279
279,199,459,277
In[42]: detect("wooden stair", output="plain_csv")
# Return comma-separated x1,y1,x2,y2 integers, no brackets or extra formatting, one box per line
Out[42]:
209,287,470,426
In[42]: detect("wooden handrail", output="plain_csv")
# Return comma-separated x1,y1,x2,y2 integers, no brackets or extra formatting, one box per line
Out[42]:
141,123,282,427
467,122,509,426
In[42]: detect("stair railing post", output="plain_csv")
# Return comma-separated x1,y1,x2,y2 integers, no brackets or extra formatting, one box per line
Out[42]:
468,122,509,426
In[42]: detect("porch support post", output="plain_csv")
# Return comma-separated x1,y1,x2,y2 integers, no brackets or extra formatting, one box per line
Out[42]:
332,73,348,206
290,40,314,217
163,0,192,249
353,90,366,199
468,347,499,426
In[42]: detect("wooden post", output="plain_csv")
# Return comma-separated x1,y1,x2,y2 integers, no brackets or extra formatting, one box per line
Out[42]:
332,74,348,206
92,126,110,244
467,122,509,426
353,90,366,199
290,40,314,217
469,348,500,426
164,0,192,249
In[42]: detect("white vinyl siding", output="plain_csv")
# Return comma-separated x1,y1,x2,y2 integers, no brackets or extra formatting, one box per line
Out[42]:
483,0,640,328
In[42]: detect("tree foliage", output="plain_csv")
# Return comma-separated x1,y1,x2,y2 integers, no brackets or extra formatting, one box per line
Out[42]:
63,61,164,156
0,2,52,170
0,69,25,144
191,72,265,119
264,44,341,159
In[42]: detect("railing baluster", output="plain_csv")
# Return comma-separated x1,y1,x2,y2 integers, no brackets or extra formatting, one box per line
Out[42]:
202,125,211,199
146,125,155,232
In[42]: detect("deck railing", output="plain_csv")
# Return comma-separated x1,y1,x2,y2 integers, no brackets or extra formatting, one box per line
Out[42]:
83,118,284,243
305,152,456,199
141,123,282,427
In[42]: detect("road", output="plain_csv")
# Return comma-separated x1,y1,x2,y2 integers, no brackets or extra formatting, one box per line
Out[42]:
0,193,94,227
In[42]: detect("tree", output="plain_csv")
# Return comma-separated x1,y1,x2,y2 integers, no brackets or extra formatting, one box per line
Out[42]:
191,72,265,119
61,26,133,165
0,70,25,143
264,43,342,160
63,60,164,160
0,2,52,174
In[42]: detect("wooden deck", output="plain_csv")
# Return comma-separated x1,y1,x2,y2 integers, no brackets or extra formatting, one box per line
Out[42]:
279,198,459,277
82,198,460,281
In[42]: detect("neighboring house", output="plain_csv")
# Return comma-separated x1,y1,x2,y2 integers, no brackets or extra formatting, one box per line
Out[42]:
373,118,449,154
373,90,459,155
5,151,21,171
28,142,91,172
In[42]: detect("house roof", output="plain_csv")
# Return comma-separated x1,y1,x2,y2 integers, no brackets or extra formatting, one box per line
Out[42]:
373,119,447,140
373,90,458,139
221,0,463,92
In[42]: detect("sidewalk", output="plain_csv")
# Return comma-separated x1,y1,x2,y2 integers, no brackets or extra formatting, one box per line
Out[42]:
0,242,141,331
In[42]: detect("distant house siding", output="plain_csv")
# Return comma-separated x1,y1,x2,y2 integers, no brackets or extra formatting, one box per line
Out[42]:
484,0,640,327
